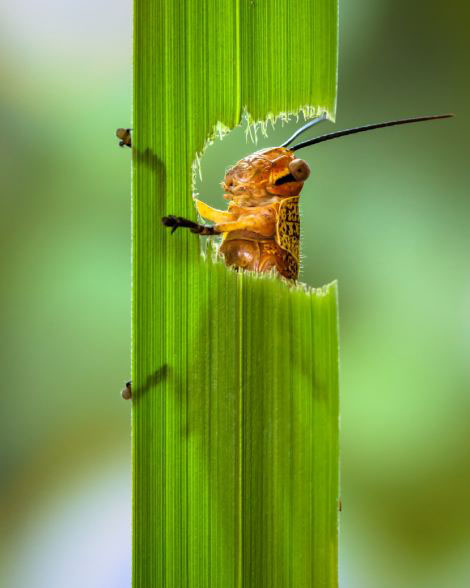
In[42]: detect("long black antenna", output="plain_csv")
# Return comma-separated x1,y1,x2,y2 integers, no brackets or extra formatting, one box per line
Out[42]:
291,114,454,152
281,112,328,148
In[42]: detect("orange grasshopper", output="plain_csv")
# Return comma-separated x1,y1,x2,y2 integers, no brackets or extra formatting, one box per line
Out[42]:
162,113,452,281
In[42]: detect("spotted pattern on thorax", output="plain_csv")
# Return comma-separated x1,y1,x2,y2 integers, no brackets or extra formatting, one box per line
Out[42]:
273,196,300,280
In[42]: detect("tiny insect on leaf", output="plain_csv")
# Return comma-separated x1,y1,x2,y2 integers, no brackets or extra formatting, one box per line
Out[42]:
116,128,132,148
121,380,132,400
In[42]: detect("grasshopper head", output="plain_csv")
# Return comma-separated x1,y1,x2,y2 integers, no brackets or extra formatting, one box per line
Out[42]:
222,147,309,205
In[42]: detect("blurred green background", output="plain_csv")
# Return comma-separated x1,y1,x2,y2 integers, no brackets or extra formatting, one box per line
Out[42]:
0,1,468,587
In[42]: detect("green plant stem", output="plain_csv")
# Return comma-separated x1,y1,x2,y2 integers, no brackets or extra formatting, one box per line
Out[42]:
132,1,339,586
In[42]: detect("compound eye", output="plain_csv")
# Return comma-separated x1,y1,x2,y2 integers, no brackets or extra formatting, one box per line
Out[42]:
288,158,310,181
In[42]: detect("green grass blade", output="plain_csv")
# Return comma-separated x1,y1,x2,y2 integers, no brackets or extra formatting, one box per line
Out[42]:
133,1,339,587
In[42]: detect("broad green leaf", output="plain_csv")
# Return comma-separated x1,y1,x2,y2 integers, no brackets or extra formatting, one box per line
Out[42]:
132,1,339,586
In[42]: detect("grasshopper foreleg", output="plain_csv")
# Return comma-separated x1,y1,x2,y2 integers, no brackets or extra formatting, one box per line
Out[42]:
162,215,220,235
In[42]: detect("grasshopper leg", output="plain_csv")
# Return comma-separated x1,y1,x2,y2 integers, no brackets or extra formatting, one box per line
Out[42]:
162,215,220,235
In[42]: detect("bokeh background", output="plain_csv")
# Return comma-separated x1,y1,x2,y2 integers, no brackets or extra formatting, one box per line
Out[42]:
1,1,468,587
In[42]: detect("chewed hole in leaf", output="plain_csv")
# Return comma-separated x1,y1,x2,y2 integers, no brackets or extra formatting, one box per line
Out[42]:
193,112,333,280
